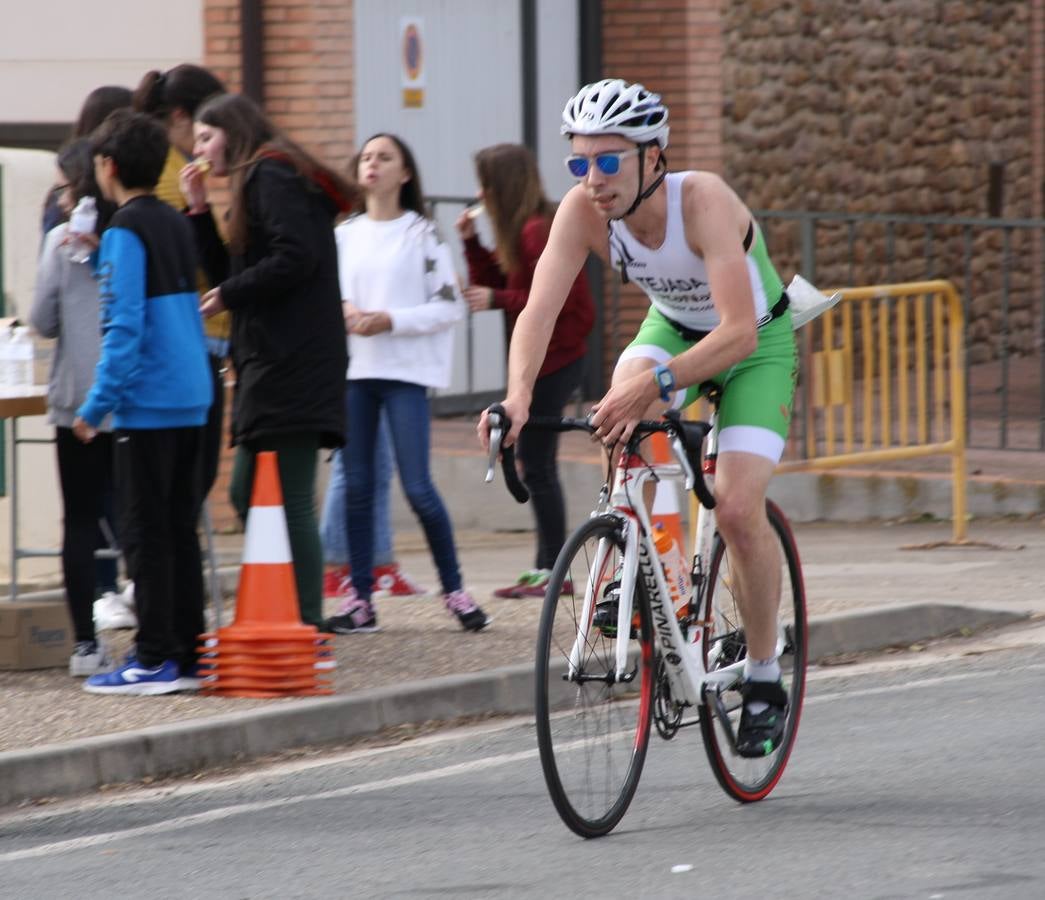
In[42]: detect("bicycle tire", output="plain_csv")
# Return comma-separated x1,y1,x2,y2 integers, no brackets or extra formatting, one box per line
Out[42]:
535,514,654,838
698,499,807,802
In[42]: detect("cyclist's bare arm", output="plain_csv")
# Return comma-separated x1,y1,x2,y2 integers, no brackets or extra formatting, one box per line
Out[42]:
478,185,608,449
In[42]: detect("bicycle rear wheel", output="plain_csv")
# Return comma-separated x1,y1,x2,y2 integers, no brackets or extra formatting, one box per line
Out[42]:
535,514,654,838
698,500,807,802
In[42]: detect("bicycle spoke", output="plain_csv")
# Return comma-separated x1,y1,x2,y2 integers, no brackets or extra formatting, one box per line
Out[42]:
536,515,653,837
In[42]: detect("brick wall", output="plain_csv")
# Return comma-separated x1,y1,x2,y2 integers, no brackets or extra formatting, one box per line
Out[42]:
598,0,726,383
721,0,1039,362
202,0,354,175
259,0,354,176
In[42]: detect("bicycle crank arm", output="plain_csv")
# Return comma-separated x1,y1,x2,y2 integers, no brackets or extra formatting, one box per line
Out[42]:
707,689,741,753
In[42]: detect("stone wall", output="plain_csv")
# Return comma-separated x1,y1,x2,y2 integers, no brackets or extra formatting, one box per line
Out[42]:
722,0,1039,362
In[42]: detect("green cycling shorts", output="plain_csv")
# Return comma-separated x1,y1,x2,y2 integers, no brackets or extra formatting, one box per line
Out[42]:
618,305,798,461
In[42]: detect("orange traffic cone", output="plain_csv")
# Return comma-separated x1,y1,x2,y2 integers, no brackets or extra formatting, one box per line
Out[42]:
649,432,686,549
198,451,333,698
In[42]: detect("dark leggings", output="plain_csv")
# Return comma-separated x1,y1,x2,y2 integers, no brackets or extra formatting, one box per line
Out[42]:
55,428,115,642
518,356,585,571
115,427,206,670
230,433,323,627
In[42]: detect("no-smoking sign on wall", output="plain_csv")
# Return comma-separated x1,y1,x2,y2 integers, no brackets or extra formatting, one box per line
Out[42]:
401,17,425,108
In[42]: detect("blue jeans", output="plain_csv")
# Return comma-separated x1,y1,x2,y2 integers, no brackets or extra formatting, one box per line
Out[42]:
320,413,394,567
345,379,461,600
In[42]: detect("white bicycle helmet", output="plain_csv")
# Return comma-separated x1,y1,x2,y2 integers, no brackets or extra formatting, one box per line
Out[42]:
561,78,670,149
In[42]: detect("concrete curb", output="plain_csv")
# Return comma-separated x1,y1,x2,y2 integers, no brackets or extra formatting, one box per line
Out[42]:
806,602,1028,659
0,603,1028,809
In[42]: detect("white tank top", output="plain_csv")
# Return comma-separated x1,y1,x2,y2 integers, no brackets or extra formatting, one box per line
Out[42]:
607,172,784,332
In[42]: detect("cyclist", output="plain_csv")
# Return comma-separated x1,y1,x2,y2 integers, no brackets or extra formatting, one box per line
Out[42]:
478,78,797,758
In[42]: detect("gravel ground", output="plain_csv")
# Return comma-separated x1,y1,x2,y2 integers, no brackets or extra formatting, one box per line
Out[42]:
0,531,548,753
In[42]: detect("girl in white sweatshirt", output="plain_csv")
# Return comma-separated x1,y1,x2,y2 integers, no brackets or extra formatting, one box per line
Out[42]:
324,133,489,634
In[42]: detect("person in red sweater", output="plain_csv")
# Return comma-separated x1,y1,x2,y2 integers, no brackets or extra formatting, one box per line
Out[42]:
457,143,595,598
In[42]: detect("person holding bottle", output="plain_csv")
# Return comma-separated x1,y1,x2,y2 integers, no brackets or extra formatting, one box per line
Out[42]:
30,139,121,676
37,86,135,632
456,143,594,599
324,133,489,634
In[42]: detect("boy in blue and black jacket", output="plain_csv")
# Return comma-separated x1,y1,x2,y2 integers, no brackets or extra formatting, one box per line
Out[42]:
73,109,212,695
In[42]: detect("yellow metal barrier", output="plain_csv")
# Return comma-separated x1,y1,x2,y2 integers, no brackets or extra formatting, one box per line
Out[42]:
777,279,968,541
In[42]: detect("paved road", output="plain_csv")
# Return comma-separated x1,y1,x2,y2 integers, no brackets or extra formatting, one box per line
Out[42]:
2,631,1044,900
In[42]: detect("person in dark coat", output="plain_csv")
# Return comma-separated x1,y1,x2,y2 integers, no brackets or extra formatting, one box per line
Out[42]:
180,92,359,627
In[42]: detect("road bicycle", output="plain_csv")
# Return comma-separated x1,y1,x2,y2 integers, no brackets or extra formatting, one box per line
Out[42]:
485,397,807,838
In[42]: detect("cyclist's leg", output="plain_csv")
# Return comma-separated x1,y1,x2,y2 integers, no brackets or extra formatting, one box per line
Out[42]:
712,312,796,661
708,313,797,754
712,452,779,660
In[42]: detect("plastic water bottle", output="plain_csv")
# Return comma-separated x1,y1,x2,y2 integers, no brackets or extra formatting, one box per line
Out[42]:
9,327,34,388
0,331,12,393
66,196,98,264
652,521,689,620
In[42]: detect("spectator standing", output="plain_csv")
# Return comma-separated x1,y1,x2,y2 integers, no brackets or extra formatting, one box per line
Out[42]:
457,143,594,598
38,86,136,633
30,139,121,676
74,111,212,695
134,64,229,497
324,133,489,634
180,93,354,628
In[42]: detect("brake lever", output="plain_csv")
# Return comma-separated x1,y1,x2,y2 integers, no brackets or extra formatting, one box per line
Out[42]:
485,411,504,484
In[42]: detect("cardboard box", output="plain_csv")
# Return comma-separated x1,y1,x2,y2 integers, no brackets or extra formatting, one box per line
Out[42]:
0,600,74,669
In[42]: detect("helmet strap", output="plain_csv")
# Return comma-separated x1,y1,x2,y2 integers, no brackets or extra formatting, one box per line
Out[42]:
619,145,667,219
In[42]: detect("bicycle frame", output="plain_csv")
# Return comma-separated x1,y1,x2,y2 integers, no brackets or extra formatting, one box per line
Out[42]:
567,410,787,710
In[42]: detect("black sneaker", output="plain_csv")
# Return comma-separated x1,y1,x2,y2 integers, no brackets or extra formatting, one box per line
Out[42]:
735,680,789,758
443,589,491,631
324,597,380,634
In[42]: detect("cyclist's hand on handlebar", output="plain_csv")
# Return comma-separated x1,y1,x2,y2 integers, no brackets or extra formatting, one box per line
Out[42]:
477,395,529,450
590,369,663,446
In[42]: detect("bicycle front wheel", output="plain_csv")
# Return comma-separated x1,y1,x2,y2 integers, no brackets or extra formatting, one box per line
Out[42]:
535,514,654,838
698,499,807,802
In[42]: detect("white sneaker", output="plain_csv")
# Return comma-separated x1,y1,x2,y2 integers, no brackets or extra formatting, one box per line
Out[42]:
93,591,137,630
69,640,113,677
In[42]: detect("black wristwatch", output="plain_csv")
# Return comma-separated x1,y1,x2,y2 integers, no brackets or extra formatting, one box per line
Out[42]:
652,364,676,401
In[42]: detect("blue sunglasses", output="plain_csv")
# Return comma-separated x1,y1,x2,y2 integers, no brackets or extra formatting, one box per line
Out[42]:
564,148,640,178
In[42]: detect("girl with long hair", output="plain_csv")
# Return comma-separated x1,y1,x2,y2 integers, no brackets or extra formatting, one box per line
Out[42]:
134,63,229,498
180,92,358,628
324,133,489,634
456,143,595,598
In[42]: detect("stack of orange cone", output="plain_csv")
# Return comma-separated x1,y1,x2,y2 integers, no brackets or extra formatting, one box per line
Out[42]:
650,432,686,548
198,451,333,698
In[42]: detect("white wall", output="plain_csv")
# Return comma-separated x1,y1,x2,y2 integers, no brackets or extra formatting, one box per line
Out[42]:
0,150,64,585
0,5,204,585
0,0,204,122
353,0,579,401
